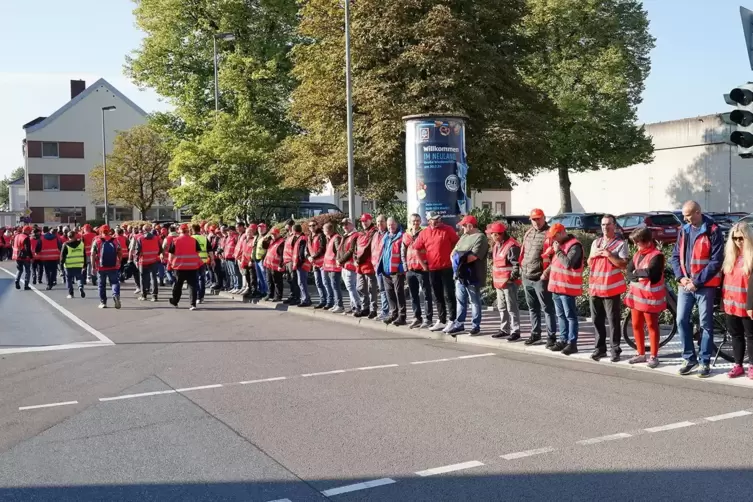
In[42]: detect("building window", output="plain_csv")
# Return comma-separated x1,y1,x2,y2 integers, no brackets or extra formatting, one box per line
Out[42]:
144,207,175,221
482,202,492,210
495,202,506,215
362,200,375,214
96,206,133,222
43,174,60,191
43,207,60,223
42,142,59,158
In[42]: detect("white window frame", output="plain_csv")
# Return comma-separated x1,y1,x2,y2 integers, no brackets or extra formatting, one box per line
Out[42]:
482,202,492,210
42,174,60,191
495,202,506,215
41,142,59,159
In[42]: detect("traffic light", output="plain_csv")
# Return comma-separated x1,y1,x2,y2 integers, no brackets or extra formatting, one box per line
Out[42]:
723,83,753,158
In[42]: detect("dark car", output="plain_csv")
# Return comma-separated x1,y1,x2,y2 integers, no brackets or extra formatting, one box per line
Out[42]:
616,212,681,244
547,213,610,235
500,215,532,227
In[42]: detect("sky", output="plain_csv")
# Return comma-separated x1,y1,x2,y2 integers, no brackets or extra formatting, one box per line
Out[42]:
1,0,753,179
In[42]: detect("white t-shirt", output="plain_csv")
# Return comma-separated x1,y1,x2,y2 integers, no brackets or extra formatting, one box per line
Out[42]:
590,236,629,260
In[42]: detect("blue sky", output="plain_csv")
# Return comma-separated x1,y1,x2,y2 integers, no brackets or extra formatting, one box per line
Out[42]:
1,0,752,178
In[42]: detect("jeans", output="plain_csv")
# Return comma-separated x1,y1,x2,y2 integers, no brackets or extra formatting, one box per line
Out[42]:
553,293,578,344
376,273,390,318
65,267,84,295
523,278,557,338
455,281,482,330
172,269,197,306
32,260,43,283
342,269,361,311
384,273,407,320
407,270,432,323
139,262,159,299
429,268,456,324
590,295,622,353
313,267,328,306
297,269,310,303
15,260,30,285
42,261,58,287
357,272,378,313
196,264,206,300
97,270,121,304
226,259,240,290
677,286,716,365
496,283,521,335
286,266,300,301
325,271,344,308
255,261,268,294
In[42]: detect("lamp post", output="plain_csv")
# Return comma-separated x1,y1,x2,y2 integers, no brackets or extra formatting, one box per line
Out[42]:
101,105,116,225
344,0,356,218
213,32,236,111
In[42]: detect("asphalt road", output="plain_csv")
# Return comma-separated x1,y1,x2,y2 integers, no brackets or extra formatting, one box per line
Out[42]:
2,275,753,501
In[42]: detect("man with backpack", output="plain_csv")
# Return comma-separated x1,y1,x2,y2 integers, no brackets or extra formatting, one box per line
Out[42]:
90,224,123,309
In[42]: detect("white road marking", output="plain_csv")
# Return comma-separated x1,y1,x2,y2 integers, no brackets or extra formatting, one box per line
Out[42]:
704,410,753,422
321,477,396,496
410,358,451,365
301,369,347,377
0,341,112,356
19,400,78,411
456,353,496,360
356,364,400,371
501,447,556,460
175,384,223,392
415,460,484,477
266,499,292,502
238,376,287,385
99,390,176,402
645,421,696,433
576,433,632,445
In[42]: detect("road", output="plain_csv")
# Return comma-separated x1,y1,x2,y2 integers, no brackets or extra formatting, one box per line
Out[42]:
2,271,753,501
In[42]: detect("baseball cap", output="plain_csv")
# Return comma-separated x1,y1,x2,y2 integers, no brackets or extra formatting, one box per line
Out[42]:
99,224,111,235
486,222,507,234
458,215,477,226
271,227,280,235
547,223,565,238
22,225,32,233
426,211,442,220
530,208,545,219
359,213,373,222
179,223,189,233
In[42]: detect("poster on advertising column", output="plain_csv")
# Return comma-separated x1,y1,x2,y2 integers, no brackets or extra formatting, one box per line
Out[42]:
403,114,469,227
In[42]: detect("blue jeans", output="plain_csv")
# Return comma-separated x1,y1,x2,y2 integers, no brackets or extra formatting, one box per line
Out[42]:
196,264,206,300
455,281,482,330
313,267,327,305
377,273,390,318
325,271,344,308
15,260,30,285
97,270,121,304
255,261,268,294
65,267,84,294
553,293,578,343
342,269,360,311
140,262,159,298
677,286,716,365
297,269,310,303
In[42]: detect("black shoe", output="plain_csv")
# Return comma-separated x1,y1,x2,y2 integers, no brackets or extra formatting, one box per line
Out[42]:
252,291,263,298
550,341,567,352
590,349,607,361
45,285,52,291
393,318,407,327
525,335,542,346
610,351,621,363
314,303,327,310
409,318,422,329
367,311,377,320
506,332,521,342
383,316,397,324
561,343,578,356
169,298,178,307
263,295,273,301
283,297,294,304
80,289,86,299
32,279,36,285
298,301,312,307
15,282,20,290
492,331,508,339
469,327,482,336
24,285,31,291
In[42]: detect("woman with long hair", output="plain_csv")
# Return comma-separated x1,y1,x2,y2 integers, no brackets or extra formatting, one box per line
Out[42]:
721,222,753,378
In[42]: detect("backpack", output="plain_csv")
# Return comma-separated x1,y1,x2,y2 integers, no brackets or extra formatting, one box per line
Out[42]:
98,238,119,268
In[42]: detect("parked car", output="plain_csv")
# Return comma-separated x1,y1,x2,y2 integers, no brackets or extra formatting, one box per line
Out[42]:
708,212,748,226
615,211,681,244
500,215,532,226
547,213,612,235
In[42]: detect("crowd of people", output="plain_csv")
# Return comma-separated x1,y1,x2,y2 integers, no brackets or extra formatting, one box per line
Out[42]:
3,199,752,379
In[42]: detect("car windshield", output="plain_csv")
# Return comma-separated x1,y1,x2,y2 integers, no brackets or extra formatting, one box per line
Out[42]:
581,215,602,227
650,214,680,226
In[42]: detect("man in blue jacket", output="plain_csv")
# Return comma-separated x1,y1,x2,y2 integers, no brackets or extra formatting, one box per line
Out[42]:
378,217,407,326
670,200,724,378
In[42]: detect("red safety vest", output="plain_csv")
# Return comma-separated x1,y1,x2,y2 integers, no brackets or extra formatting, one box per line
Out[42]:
235,234,247,260
384,234,402,274
240,236,255,269
338,232,358,272
679,225,722,287
723,256,749,317
588,237,627,298
370,230,386,268
12,233,31,261
307,232,326,268
283,234,296,265
263,237,286,272
136,234,161,266
37,236,61,261
293,235,311,272
59,234,69,245
116,235,128,260
29,237,39,259
82,232,96,253
323,235,342,273
402,230,427,272
356,226,377,275
224,234,238,259
547,237,583,296
492,237,522,289
624,248,666,313
170,235,202,270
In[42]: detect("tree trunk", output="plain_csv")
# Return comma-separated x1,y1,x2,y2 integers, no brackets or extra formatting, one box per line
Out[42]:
558,165,572,213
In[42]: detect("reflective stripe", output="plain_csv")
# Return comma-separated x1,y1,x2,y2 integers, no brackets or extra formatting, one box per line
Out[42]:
589,269,623,278
550,265,580,277
691,259,709,265
63,244,85,268
723,299,747,309
625,293,665,306
723,285,747,293
548,280,581,291
629,281,665,293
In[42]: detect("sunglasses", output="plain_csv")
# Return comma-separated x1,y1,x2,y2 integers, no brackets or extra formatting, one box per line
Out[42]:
733,236,744,242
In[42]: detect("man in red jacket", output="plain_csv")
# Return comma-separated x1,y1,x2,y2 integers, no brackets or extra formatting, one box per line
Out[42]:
355,213,379,318
412,212,459,332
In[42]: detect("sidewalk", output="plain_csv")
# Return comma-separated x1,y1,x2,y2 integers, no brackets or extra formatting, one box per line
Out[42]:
216,289,753,391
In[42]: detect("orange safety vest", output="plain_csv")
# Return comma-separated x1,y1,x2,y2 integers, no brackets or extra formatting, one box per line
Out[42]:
240,236,255,269
37,236,61,261
588,237,627,298
136,234,161,266
679,225,722,287
116,235,128,260
402,230,427,271
384,234,403,274
170,235,203,270
723,256,749,317
492,237,521,289
624,248,666,314
234,234,247,261
547,237,583,296
12,233,31,261
30,237,39,259
82,232,96,253
370,230,386,268
293,235,311,272
323,234,342,273
356,227,377,275
307,232,326,268
338,232,359,272
283,234,296,265
263,237,286,272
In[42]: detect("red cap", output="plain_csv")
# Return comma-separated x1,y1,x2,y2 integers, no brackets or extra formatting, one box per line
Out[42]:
161,228,168,236
22,225,32,233
99,224,111,235
547,223,565,238
359,213,373,222
486,222,507,234
83,224,92,231
271,227,280,235
249,223,258,230
530,208,545,219
459,215,477,226
179,224,189,233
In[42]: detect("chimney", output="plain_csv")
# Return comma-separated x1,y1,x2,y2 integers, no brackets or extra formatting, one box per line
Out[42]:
70,80,86,99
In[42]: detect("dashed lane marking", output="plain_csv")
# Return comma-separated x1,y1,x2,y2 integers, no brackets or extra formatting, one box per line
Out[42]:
415,460,485,477
320,477,396,496
18,400,79,411
644,421,696,433
409,358,451,365
500,447,556,460
704,410,753,422
265,499,292,502
175,384,223,392
99,390,176,402
302,369,347,377
238,376,287,385
576,433,632,445
355,364,399,371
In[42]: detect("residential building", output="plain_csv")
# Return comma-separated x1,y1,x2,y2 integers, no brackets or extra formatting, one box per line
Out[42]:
7,176,25,212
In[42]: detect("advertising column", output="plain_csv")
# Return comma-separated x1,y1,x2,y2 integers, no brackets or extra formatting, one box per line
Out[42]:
403,114,469,227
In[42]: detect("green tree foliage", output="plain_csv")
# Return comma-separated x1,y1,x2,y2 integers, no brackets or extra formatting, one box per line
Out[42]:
521,0,656,213
0,167,24,208
283,0,548,203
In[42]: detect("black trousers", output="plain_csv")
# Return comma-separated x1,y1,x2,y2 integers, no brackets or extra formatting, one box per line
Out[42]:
42,261,57,286
429,268,456,324
286,265,300,301
383,273,407,320
407,270,433,323
172,269,197,307
266,269,284,299
249,259,259,292
590,295,622,353
726,314,753,365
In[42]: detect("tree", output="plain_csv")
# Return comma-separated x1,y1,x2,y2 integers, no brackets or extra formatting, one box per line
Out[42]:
0,167,24,208
521,0,655,212
89,124,173,218
282,0,549,203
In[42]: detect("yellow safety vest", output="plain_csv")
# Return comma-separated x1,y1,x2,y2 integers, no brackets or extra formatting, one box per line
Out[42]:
192,235,208,262
63,242,85,269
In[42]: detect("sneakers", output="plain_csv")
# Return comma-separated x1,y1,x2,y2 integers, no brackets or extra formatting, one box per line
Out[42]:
383,316,397,325
550,341,567,352
298,301,312,307
610,351,621,363
198,299,204,304
66,294,73,299
314,303,327,310
524,335,541,346
367,311,378,320
134,288,141,295
469,327,481,336
393,318,407,327
491,331,508,339
113,296,121,310
169,298,178,307
447,323,465,336
506,332,521,342
409,318,422,329
561,343,578,356
442,322,456,333
79,288,86,298
727,364,745,378
591,349,607,362
429,321,446,332
138,296,147,301
189,305,197,311
629,354,647,365
647,356,660,369
14,282,20,290
151,297,157,302
331,306,345,314
697,364,712,378
678,360,698,376
545,337,557,349
98,303,107,309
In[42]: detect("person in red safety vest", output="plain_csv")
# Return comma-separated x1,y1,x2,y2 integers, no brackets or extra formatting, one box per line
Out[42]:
487,221,522,341
35,226,62,290
30,228,43,285
282,219,300,304
336,218,361,314
12,225,33,290
291,223,311,307
546,223,584,356
401,213,431,329
377,217,407,326
134,223,162,302
168,224,203,310
262,227,286,302
306,219,329,309
321,222,344,312
354,213,379,318
91,224,123,309
81,224,98,286
721,222,753,379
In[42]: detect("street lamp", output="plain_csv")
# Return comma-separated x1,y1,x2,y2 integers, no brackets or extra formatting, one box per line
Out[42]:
101,105,116,225
344,0,356,218
213,32,236,111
